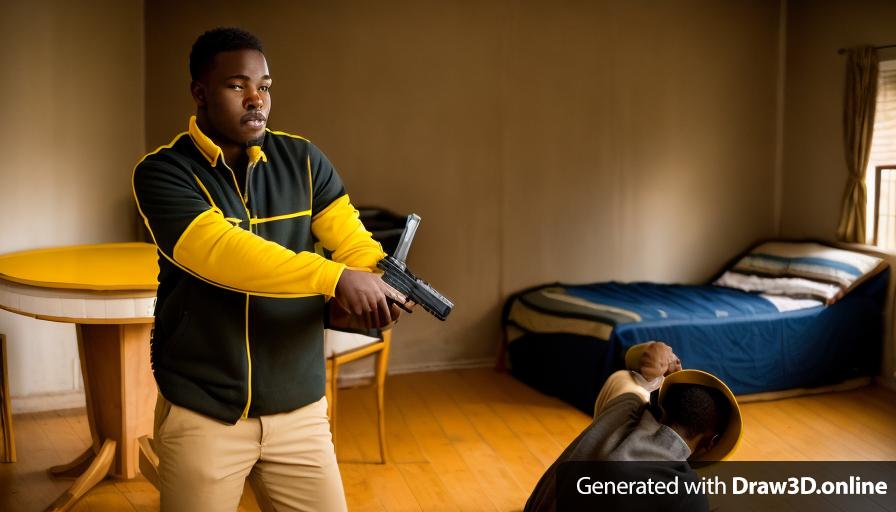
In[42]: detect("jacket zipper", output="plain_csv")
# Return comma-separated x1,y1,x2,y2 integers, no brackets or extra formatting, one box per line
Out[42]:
221,159,255,420
241,162,257,419
244,163,255,205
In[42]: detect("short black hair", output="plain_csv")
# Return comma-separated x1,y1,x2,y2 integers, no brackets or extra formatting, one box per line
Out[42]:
189,27,264,81
663,383,731,439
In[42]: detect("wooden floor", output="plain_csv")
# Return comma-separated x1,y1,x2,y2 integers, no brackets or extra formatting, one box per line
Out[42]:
2,368,896,511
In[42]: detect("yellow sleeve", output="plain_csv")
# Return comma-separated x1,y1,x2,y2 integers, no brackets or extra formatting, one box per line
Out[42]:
311,194,386,271
171,208,346,297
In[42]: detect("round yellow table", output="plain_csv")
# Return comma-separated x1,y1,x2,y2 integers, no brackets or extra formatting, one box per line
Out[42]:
0,242,158,512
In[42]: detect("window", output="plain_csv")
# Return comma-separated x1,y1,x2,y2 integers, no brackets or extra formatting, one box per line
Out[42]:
866,59,896,248
875,165,896,248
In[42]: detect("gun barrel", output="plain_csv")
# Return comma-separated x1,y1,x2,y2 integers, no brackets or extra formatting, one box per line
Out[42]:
378,256,453,321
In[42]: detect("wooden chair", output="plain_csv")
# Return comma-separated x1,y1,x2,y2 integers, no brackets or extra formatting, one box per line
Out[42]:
0,333,15,463
324,328,391,463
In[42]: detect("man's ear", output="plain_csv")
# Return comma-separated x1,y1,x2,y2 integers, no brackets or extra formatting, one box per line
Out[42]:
190,80,207,108
700,433,720,454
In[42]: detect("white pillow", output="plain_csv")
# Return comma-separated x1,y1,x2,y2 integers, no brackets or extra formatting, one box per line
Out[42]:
715,242,884,304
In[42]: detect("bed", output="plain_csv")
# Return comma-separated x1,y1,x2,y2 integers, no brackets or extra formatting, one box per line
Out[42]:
501,241,890,414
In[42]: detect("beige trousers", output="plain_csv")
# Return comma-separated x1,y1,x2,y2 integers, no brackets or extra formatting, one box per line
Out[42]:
154,395,347,512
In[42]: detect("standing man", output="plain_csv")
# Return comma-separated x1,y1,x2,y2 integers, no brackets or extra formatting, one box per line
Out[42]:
133,27,404,511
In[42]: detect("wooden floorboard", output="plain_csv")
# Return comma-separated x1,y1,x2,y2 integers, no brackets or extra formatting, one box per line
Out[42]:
390,373,498,512
1,369,896,511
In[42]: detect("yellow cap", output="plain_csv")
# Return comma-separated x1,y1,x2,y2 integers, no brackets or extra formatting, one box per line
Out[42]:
658,369,742,462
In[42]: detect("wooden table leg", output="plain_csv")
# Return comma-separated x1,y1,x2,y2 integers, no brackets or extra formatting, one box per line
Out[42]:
44,323,155,511
138,435,160,490
78,323,155,478
45,439,116,512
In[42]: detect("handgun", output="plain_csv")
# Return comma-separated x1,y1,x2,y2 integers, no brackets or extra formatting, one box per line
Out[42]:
377,214,454,321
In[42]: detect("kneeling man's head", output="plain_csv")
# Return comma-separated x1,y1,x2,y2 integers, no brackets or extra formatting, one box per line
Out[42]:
658,370,741,462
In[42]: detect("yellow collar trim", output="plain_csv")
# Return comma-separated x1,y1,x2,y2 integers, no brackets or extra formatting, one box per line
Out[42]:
188,116,267,167
188,116,223,166
247,145,267,164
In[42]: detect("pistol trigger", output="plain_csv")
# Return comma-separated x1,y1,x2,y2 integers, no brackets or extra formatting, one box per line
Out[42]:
389,296,414,313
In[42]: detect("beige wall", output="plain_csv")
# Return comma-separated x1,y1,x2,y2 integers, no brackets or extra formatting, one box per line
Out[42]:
0,1,145,408
781,0,896,240
145,0,781,375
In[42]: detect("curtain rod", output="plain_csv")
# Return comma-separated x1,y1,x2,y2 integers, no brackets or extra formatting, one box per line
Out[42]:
838,44,896,55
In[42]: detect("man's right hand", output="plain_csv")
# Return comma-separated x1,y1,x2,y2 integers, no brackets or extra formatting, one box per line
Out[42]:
638,341,682,380
334,269,407,329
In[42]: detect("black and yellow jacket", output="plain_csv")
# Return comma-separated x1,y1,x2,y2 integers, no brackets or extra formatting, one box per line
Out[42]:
133,116,385,424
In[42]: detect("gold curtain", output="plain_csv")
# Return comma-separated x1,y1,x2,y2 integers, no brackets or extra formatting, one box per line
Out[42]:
836,46,878,243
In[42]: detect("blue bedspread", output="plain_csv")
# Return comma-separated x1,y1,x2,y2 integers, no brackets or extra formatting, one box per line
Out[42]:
504,270,889,413
565,282,782,323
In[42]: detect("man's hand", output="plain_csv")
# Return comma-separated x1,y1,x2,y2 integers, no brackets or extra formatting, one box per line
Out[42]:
329,298,406,331
638,342,682,380
333,270,408,329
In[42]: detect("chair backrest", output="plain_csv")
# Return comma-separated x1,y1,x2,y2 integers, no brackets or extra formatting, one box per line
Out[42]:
357,207,407,256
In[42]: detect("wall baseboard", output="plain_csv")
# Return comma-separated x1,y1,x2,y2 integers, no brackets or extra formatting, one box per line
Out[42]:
11,390,86,414
337,357,495,388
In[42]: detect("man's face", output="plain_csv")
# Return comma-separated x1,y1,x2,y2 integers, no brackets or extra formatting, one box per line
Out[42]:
193,49,272,146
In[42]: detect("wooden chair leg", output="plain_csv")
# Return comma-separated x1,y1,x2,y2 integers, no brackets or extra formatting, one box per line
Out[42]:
374,330,391,464
0,334,15,463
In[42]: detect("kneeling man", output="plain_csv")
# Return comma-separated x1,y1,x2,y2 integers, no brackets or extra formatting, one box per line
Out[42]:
524,341,742,511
